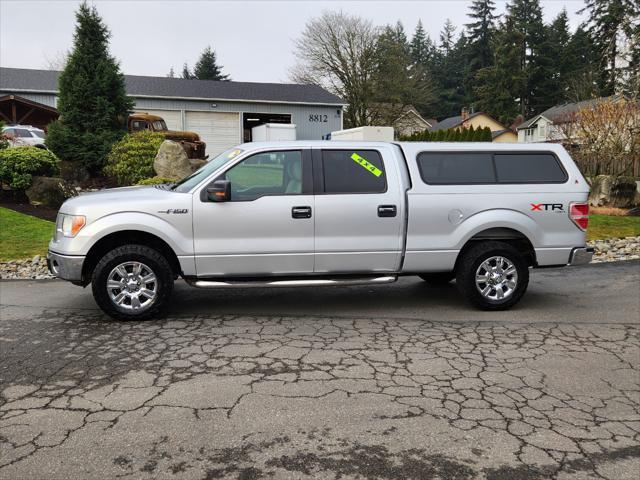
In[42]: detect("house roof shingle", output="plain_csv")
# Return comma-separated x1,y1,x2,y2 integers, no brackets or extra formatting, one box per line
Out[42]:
0,67,345,106
429,112,482,131
517,96,625,130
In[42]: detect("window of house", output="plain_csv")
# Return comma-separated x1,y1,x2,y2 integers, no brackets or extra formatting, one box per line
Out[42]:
321,150,386,193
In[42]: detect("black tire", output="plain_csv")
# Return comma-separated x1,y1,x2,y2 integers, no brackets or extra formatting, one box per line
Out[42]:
91,244,174,321
455,241,529,311
418,272,455,285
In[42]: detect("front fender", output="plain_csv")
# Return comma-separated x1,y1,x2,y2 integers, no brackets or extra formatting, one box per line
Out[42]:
51,211,193,257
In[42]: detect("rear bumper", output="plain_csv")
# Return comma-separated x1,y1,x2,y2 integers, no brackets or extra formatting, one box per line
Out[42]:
568,247,594,266
47,251,84,282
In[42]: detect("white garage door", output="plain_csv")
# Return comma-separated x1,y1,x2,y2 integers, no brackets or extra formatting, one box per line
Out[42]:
135,110,183,131
185,111,240,157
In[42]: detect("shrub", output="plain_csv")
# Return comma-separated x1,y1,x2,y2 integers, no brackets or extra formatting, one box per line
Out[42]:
137,176,176,186
103,131,164,186
0,146,60,190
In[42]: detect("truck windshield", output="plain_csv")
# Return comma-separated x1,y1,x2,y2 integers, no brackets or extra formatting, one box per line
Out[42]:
172,148,244,192
153,120,168,131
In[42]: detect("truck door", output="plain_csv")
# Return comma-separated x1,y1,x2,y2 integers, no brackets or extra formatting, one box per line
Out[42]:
192,149,314,276
313,147,404,273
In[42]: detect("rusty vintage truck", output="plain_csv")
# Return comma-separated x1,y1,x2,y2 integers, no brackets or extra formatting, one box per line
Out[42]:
128,113,207,159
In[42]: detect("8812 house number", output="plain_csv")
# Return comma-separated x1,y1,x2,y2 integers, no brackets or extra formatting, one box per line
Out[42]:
308,114,328,122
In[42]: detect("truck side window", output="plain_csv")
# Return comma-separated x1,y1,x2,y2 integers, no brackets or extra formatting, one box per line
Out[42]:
221,150,304,201
321,150,386,194
494,154,567,183
417,152,495,184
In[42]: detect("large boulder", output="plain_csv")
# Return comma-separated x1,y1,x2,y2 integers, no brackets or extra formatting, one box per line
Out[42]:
589,175,640,208
153,141,192,180
189,158,208,172
26,176,75,208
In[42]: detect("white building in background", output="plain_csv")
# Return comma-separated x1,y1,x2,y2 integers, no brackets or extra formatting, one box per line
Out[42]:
517,96,624,143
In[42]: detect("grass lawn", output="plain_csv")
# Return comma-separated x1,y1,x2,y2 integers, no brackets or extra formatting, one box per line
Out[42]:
0,207,54,261
588,214,640,241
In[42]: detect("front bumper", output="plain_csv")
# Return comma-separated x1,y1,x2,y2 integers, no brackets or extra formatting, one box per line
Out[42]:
568,247,594,266
47,251,85,282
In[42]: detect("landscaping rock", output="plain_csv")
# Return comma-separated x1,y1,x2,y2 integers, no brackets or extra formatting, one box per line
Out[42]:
25,176,74,208
589,175,640,208
589,236,640,263
189,158,208,172
1,258,54,280
153,141,192,180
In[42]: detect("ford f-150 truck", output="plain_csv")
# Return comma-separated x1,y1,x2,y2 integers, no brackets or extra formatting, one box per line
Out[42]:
48,141,593,320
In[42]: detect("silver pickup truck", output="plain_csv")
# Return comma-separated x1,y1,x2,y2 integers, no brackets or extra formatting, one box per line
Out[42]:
48,141,593,320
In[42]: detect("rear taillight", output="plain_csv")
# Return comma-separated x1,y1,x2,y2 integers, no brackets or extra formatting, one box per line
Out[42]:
570,202,589,231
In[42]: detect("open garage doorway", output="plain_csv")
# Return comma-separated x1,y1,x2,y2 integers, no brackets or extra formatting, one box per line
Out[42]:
243,112,291,142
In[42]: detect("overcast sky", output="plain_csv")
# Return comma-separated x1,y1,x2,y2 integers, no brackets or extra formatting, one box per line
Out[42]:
1,0,587,83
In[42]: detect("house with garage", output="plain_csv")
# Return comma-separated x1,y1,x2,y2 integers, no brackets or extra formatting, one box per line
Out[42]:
429,108,517,142
0,67,345,157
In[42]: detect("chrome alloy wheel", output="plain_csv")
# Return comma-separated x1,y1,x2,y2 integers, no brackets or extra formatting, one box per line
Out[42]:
475,256,518,301
106,262,157,310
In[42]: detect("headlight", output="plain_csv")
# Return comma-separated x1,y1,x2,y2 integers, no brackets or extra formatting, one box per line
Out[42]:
57,214,86,238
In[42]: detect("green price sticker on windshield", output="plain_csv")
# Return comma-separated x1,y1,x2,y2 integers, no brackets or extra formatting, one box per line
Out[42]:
351,153,382,177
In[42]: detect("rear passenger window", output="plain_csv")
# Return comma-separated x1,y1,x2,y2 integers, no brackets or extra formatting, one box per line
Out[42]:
417,153,495,184
494,154,566,183
322,150,386,193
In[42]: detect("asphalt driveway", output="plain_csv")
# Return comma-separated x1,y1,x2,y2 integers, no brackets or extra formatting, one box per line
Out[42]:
1,261,639,479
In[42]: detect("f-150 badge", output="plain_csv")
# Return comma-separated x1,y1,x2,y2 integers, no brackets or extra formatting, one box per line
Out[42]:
158,209,189,214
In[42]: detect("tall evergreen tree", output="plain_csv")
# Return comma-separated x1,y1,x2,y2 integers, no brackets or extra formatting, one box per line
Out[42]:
45,1,133,175
193,46,230,81
465,0,498,72
538,10,572,108
181,63,192,79
372,22,436,124
410,20,435,68
564,25,600,100
580,0,639,94
505,0,547,116
439,19,457,56
167,66,175,78
431,20,468,118
474,16,525,124
465,0,498,113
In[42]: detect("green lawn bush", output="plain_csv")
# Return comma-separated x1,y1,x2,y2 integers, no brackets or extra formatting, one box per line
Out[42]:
0,146,60,190
137,176,176,185
103,131,164,186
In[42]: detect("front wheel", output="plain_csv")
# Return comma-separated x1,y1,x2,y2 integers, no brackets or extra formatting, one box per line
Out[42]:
91,245,174,320
456,241,529,311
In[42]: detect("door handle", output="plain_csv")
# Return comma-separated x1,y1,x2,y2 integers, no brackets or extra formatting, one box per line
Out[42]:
292,206,312,219
378,205,397,217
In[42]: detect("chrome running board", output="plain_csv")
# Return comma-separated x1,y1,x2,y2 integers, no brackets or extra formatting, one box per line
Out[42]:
188,275,398,289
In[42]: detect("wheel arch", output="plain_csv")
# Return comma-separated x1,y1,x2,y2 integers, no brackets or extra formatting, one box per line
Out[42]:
454,226,537,272
81,230,181,286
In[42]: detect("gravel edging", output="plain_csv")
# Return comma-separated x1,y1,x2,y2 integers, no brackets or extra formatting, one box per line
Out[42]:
1,237,639,280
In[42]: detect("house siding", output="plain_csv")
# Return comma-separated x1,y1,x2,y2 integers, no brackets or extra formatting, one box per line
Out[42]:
0,91,342,140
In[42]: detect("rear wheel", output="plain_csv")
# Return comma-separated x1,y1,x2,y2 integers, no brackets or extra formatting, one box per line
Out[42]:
91,245,173,320
456,241,529,310
418,272,455,285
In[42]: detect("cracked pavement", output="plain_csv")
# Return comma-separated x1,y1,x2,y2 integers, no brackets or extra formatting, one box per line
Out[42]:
1,261,639,479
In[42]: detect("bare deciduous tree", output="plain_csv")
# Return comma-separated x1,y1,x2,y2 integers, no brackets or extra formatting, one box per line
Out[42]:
558,98,640,177
290,11,379,128
43,50,70,71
